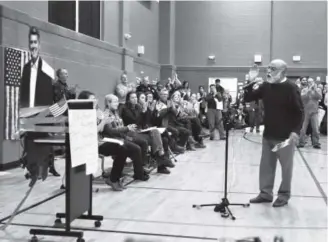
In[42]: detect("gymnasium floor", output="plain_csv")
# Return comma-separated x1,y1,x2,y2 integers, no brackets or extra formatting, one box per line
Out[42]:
0,130,327,242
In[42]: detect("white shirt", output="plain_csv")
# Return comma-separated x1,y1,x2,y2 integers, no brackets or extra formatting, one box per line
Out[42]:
214,98,223,110
29,58,39,108
280,77,287,83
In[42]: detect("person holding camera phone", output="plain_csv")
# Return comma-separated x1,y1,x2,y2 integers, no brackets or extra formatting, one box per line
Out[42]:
298,77,322,149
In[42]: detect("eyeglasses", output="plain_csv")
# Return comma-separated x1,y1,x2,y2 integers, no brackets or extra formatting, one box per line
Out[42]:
267,66,278,71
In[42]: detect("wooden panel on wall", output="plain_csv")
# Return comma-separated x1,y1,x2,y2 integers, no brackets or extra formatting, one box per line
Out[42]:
174,1,271,66
129,0,159,63
134,60,160,82
272,1,327,67
0,1,48,21
103,0,120,46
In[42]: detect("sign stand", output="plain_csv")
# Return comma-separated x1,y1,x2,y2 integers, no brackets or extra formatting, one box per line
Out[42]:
29,100,103,242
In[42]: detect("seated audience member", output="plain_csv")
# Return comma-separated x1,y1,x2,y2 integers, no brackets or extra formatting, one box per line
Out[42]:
77,91,131,191
206,84,226,140
153,89,188,153
115,71,135,115
179,81,192,101
166,73,182,93
172,91,206,149
136,76,157,97
299,78,322,149
53,68,76,103
146,92,156,111
101,94,150,181
139,92,175,162
190,93,200,116
121,91,173,174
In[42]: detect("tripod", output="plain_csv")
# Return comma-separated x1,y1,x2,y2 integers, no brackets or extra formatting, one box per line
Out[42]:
192,113,250,220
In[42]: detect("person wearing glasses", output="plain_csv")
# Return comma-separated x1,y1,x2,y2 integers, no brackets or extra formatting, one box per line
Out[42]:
243,60,304,207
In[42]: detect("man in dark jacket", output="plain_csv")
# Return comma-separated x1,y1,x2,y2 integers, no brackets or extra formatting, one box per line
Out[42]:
20,27,54,108
244,59,303,207
20,26,60,179
53,68,76,103
206,84,225,140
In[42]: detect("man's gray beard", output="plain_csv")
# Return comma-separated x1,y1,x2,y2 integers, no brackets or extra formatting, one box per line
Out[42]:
266,76,281,83
266,76,273,83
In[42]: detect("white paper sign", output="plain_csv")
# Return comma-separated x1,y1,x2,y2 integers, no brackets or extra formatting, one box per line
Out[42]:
68,109,99,175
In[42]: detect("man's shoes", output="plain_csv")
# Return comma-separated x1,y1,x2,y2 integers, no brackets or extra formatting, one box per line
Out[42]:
105,179,123,191
118,179,127,190
297,144,304,148
157,165,170,174
195,142,206,148
172,145,185,154
165,160,175,168
313,144,321,149
49,167,60,177
186,143,196,151
134,173,150,181
272,198,288,207
249,195,273,204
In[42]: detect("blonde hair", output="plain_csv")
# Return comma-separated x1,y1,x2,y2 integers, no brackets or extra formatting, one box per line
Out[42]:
104,94,118,108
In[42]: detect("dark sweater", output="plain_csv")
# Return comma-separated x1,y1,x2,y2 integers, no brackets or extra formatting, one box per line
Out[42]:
206,92,223,109
243,80,304,141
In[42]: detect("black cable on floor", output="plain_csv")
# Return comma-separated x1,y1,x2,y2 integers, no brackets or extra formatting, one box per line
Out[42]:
0,191,65,223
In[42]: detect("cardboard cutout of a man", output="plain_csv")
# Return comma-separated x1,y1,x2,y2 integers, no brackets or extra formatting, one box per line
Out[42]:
20,26,54,108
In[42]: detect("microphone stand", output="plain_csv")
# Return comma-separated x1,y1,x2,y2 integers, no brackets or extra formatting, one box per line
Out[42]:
192,111,250,220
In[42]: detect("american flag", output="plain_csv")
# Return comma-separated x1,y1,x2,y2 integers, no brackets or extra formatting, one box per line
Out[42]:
4,47,30,140
49,98,68,117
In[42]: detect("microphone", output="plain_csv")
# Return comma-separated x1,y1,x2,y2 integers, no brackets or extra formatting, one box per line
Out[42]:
243,79,264,91
242,81,257,90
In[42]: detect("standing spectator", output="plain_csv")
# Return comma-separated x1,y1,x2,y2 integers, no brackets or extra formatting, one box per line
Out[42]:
115,71,135,115
298,78,322,149
206,84,225,140
53,68,76,103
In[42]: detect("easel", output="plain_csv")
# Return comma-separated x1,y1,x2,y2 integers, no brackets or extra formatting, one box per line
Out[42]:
29,100,103,242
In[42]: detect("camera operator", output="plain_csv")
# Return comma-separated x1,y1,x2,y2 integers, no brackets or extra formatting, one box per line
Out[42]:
206,84,226,140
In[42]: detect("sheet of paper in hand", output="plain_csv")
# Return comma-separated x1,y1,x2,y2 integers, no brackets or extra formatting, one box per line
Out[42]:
102,137,124,146
139,127,157,133
68,109,99,175
272,139,291,152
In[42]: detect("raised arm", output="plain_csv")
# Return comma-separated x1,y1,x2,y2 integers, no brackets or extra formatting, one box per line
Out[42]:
313,87,322,101
243,82,264,102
